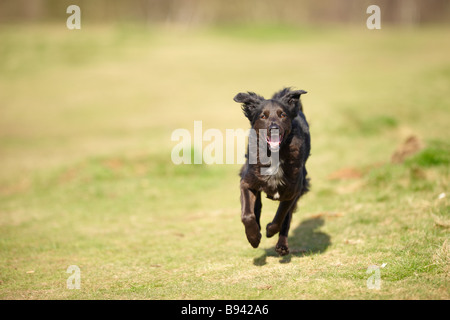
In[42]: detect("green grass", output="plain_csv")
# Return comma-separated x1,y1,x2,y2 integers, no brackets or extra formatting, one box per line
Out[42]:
0,23,449,299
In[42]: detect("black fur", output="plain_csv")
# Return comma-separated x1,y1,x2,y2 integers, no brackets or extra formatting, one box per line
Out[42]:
234,87,310,256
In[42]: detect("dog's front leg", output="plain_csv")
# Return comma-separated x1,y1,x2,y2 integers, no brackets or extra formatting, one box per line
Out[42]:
240,183,262,248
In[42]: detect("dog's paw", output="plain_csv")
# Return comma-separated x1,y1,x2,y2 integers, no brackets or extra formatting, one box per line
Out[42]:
246,230,262,248
266,223,280,238
275,244,290,256
275,235,289,256
243,218,261,248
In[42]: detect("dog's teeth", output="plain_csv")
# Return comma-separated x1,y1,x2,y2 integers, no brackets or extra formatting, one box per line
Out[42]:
269,141,279,149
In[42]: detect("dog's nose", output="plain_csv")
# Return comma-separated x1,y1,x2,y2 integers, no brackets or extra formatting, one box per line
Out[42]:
269,123,280,132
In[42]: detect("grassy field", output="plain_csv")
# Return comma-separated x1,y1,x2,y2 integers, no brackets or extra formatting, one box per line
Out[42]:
0,22,449,299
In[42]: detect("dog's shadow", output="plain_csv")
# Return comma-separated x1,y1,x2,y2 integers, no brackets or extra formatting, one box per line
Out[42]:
253,216,331,266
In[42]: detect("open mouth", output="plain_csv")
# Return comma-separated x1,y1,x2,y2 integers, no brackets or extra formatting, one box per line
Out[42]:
265,131,283,151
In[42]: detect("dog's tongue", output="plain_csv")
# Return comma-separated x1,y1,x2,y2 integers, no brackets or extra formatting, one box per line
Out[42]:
269,136,280,148
267,133,281,149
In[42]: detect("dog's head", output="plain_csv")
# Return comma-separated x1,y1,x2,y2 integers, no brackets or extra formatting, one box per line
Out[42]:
234,88,307,152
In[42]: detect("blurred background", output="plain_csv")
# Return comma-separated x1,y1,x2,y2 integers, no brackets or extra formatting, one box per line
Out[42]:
0,0,449,299
1,0,449,179
1,0,450,25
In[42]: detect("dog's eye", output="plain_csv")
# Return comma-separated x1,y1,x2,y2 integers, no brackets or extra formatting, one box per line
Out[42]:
280,112,287,118
260,114,267,119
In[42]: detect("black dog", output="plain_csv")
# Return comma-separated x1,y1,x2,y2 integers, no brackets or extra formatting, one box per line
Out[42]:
234,88,310,256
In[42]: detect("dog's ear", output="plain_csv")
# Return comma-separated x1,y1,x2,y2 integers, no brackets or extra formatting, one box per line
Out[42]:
234,92,264,121
273,88,307,115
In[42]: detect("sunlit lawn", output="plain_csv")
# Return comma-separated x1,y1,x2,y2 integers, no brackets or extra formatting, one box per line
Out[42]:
0,23,449,299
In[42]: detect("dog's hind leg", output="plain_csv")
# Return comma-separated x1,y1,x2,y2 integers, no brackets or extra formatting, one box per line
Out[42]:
266,195,299,238
240,184,262,248
275,211,293,256
254,191,262,230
